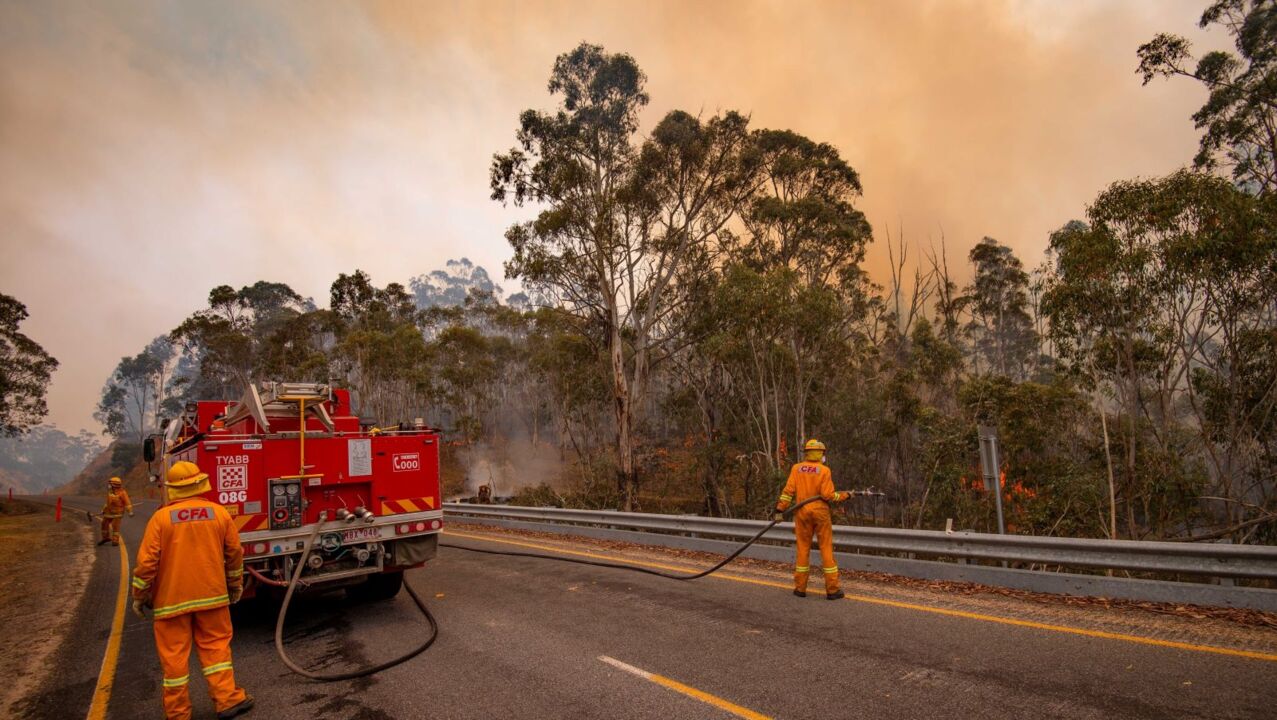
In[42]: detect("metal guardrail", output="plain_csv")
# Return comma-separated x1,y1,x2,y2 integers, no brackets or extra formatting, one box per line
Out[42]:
443,503,1277,612
444,503,1277,580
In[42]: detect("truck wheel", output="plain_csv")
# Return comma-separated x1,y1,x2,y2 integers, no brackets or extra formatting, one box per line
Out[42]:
348,570,403,602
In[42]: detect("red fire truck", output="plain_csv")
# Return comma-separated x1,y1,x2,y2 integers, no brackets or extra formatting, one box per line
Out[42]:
144,382,442,600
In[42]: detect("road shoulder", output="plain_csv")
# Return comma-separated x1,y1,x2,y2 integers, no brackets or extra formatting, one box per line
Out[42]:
0,499,96,716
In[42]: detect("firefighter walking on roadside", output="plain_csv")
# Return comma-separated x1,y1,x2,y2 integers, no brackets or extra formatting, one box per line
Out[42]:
774,439,852,600
97,476,133,546
132,461,254,720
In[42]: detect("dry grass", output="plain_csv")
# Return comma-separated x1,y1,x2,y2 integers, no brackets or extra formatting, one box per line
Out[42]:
0,500,94,715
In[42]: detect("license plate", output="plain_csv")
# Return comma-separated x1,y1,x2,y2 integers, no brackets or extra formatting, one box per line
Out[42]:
341,527,382,543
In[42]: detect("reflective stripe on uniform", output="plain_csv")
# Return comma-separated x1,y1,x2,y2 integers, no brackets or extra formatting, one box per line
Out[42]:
795,566,809,572
202,661,233,676
152,594,229,619
226,567,243,578
778,494,793,502
162,674,189,688
131,576,149,589
823,566,839,574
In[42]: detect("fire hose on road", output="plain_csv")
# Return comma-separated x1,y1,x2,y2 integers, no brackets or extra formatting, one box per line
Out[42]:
438,492,883,580
273,494,879,681
272,510,440,682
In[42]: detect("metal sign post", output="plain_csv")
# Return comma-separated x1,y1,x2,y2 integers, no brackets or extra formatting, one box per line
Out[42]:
977,425,1005,535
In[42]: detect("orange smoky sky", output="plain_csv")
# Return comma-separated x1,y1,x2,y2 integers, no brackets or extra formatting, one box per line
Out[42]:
1,0,1215,433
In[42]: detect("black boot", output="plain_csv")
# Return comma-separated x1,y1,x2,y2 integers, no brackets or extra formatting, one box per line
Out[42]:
217,696,254,719
793,589,806,598
96,539,110,546
826,590,845,600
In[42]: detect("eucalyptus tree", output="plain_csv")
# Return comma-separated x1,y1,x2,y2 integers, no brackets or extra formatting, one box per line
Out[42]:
96,336,177,445
492,42,756,510
329,271,430,426
0,293,57,436
1043,206,1175,538
170,281,313,398
1139,0,1277,192
1043,170,1276,538
737,129,874,462
964,237,1037,379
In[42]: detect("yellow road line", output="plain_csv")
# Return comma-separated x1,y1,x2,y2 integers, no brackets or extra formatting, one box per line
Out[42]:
86,536,129,720
443,529,1277,664
599,655,771,720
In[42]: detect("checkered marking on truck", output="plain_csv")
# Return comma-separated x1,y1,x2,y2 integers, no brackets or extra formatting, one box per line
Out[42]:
217,465,247,491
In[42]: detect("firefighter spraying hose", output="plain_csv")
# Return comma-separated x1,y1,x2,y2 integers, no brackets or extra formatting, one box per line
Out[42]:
439,439,883,591
439,494,818,578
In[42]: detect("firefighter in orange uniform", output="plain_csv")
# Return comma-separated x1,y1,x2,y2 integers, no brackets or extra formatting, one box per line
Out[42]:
132,461,254,719
774,439,851,600
97,476,133,546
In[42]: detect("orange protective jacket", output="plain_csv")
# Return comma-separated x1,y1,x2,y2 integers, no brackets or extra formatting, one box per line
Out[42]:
101,489,133,518
775,461,850,511
132,497,244,620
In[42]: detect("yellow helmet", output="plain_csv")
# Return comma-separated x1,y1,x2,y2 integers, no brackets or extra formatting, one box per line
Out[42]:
165,461,208,488
803,439,826,453
109,477,123,487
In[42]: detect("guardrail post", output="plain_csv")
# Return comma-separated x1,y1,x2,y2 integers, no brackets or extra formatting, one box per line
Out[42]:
977,425,1006,536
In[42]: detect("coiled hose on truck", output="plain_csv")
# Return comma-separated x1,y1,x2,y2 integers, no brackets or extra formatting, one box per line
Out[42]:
272,497,825,681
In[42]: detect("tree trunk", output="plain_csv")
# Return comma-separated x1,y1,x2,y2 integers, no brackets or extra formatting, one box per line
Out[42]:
1099,406,1117,541
609,319,639,512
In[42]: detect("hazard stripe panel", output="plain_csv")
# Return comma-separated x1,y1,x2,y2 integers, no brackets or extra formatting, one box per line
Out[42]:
234,514,267,532
380,496,436,515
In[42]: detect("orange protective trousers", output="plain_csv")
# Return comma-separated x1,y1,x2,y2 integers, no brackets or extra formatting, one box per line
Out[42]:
792,504,840,595
99,516,121,544
152,606,247,720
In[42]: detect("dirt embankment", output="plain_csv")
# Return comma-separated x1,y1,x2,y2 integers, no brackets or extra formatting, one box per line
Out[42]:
59,441,151,496
0,499,94,716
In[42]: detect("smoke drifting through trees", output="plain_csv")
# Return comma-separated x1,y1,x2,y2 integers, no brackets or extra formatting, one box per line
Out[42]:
83,10,1277,544
0,425,101,493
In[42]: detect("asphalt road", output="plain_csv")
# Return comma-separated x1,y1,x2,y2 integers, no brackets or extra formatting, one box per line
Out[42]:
22,496,1277,719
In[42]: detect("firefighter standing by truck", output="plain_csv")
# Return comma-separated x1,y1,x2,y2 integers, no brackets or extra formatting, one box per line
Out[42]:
132,461,254,720
97,476,133,546
774,439,851,600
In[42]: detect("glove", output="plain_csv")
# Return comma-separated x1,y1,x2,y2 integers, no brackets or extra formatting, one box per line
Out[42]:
131,599,148,620
129,511,135,517
772,511,784,522
229,586,243,604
